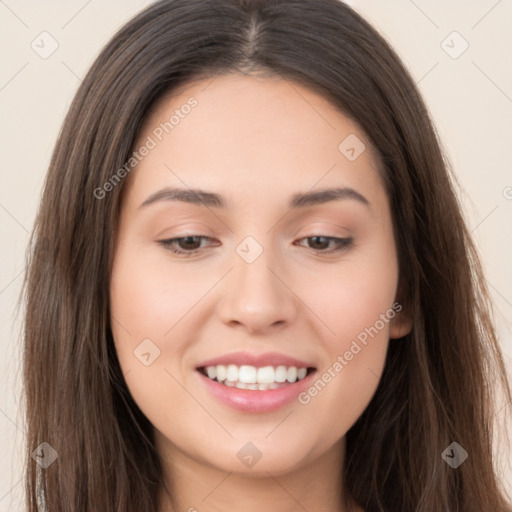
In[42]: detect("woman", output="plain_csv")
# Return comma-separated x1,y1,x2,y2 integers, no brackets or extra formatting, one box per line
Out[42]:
22,0,512,510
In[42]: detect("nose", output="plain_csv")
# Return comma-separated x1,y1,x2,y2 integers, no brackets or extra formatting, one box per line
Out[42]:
217,247,298,335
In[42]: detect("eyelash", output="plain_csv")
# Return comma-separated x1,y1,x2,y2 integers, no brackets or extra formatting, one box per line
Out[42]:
158,235,353,258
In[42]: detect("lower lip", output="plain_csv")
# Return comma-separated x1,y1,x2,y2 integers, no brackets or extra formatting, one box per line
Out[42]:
197,370,316,413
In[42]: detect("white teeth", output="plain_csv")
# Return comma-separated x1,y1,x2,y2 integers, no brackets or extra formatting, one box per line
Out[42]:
238,365,257,384
274,365,287,383
258,382,279,390
226,364,238,382
216,365,227,382
286,366,297,383
257,366,275,384
202,364,311,388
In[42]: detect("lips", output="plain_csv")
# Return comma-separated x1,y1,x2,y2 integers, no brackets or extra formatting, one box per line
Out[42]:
195,351,317,412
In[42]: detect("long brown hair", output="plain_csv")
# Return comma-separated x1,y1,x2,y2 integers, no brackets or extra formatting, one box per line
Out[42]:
21,0,512,510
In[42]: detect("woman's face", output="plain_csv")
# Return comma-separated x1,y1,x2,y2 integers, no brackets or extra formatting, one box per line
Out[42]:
110,73,412,477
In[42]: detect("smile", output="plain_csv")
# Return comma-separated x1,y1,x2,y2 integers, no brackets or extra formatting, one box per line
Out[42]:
198,364,313,390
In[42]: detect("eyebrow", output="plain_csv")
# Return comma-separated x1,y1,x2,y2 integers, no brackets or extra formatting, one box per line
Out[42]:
139,186,371,210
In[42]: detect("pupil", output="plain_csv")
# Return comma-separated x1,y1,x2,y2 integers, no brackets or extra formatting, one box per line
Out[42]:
182,236,199,249
310,236,327,249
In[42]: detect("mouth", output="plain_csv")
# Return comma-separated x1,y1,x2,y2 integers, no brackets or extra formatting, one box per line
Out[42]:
197,364,316,391
195,351,318,412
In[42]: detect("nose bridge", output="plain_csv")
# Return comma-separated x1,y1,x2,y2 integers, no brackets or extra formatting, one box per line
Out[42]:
218,234,296,332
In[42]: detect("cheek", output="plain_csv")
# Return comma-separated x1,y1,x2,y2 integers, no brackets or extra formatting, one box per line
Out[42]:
308,249,398,347
110,244,203,340
298,247,397,417
108,248,198,428
109,246,192,379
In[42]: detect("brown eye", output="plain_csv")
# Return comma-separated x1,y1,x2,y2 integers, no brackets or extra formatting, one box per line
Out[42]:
296,236,353,253
159,236,213,256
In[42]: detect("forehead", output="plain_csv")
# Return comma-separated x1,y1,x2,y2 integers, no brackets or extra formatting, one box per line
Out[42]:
123,73,386,212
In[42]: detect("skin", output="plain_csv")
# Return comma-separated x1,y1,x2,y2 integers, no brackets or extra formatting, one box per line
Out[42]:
110,72,413,512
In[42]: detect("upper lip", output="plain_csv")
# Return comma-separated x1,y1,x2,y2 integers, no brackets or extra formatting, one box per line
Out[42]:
195,351,316,370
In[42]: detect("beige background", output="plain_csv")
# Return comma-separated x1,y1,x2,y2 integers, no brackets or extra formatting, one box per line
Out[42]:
1,0,511,509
